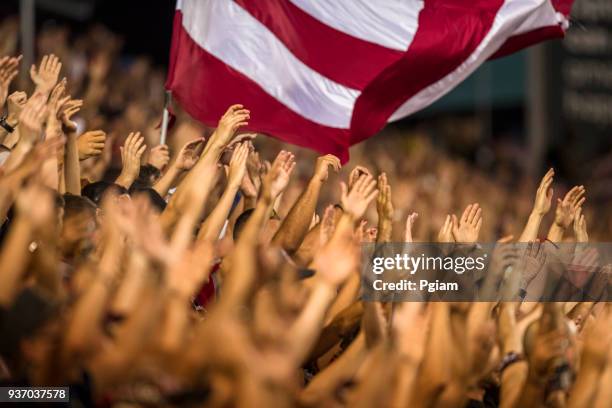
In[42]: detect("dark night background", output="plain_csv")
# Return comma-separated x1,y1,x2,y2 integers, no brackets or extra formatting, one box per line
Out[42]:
0,0,176,65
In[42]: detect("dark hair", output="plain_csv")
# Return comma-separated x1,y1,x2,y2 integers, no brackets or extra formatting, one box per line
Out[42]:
233,208,255,241
132,164,162,189
129,187,167,212
81,181,128,206
0,288,59,361
63,194,97,218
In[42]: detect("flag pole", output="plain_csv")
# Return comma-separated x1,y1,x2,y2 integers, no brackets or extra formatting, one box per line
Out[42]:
160,90,172,145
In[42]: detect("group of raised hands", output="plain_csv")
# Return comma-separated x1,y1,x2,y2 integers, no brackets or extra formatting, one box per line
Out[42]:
0,47,611,408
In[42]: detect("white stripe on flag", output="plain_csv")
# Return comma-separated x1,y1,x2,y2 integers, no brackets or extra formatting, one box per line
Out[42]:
179,0,360,129
289,0,424,51
509,0,564,36
388,0,561,122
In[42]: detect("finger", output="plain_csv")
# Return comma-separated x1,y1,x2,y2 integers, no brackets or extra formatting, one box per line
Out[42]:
340,181,348,199
574,197,586,210
89,135,107,142
353,174,368,192
365,190,379,206
461,204,472,224
226,104,244,113
91,143,106,149
136,144,147,158
470,207,482,226
362,179,378,197
40,55,49,71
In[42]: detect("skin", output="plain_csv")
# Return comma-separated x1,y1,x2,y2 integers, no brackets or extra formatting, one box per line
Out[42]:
0,52,610,407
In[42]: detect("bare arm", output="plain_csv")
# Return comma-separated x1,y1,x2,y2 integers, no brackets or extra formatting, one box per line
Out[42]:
197,142,248,242
546,185,585,242
272,154,340,253
519,168,554,242
161,105,250,233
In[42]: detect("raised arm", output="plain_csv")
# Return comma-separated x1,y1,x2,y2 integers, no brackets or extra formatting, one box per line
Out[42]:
198,142,248,241
376,172,393,242
217,150,294,313
115,132,146,189
60,98,84,195
547,185,585,242
0,184,55,307
152,137,204,198
29,54,62,100
519,168,554,242
160,104,250,233
272,154,340,253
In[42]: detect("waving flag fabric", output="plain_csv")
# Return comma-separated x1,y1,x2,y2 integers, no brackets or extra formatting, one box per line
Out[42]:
166,0,574,162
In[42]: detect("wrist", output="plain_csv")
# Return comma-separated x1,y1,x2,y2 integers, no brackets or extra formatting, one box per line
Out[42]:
530,210,545,219
6,114,18,128
115,174,134,189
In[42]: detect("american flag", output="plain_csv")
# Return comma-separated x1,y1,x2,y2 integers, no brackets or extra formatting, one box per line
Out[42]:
166,0,573,162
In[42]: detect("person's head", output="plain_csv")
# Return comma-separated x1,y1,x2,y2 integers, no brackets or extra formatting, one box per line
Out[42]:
233,208,281,243
129,187,167,213
132,164,162,189
0,289,61,381
81,181,128,206
60,194,99,259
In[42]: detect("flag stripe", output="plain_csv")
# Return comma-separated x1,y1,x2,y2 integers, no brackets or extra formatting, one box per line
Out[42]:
388,0,563,123
350,0,505,143
233,0,405,90
168,0,574,162
178,0,359,129
288,0,424,52
167,11,351,162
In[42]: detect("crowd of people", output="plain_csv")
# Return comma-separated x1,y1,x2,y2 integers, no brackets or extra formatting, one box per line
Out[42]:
0,19,611,408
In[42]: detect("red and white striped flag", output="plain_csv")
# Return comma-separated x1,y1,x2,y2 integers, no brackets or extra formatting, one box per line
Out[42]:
166,0,573,162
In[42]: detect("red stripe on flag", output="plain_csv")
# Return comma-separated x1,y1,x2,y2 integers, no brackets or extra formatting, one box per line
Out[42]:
491,25,564,60
166,12,351,162
349,0,504,144
233,0,403,91
552,0,574,15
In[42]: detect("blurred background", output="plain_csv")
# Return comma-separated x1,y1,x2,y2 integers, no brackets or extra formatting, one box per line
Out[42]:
0,0,611,240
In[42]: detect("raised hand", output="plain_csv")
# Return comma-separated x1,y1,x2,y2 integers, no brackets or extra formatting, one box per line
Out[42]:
147,144,170,170
116,132,146,189
340,173,378,220
0,55,21,106
518,240,548,291
262,150,295,200
348,165,371,189
175,138,204,171
319,205,336,246
7,91,27,120
77,130,106,160
376,173,393,222
553,185,585,229
573,206,588,243
227,142,249,188
313,226,358,287
30,54,62,96
313,154,341,182
404,212,418,242
59,98,84,133
452,203,482,243
533,168,554,216
15,182,55,227
214,104,250,147
437,214,454,243
18,95,48,145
